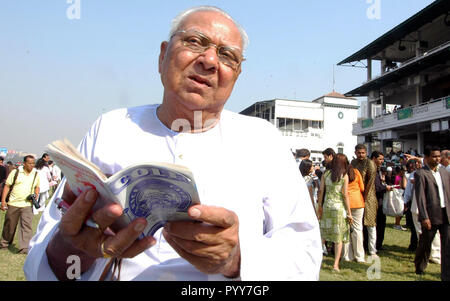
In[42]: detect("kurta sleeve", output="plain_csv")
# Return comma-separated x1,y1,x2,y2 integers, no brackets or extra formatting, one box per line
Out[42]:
238,123,323,280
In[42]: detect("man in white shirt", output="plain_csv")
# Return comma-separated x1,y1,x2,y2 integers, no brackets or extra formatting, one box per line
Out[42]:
24,6,322,281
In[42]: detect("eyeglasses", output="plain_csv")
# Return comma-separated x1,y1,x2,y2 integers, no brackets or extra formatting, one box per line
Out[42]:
170,29,245,70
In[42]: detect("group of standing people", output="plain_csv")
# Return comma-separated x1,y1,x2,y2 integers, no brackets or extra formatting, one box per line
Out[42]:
0,153,61,254
298,144,450,280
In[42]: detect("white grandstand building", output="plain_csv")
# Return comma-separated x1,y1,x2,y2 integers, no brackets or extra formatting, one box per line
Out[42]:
239,92,359,165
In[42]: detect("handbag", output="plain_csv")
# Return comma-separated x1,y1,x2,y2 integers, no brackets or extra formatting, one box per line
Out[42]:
382,187,404,217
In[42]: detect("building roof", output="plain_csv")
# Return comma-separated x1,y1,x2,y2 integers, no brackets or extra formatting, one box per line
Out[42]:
337,0,450,65
344,42,450,96
323,91,357,100
312,91,357,103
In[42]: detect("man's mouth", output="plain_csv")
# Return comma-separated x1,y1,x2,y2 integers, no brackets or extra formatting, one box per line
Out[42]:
188,75,212,87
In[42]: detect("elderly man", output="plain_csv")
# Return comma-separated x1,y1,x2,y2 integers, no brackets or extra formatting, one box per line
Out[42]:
24,6,322,281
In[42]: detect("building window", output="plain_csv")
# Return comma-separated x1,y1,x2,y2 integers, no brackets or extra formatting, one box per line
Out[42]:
337,142,344,154
302,120,308,130
294,119,302,131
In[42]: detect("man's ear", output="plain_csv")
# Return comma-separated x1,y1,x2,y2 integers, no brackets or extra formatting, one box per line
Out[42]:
158,41,169,74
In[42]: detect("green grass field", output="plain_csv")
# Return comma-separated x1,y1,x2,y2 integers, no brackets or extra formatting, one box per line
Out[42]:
319,216,441,281
0,211,442,281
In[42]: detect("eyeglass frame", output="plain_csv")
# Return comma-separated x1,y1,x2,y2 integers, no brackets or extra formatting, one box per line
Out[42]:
169,29,245,70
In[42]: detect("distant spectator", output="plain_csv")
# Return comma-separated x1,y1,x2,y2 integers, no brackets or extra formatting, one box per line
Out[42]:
41,153,50,164
295,148,310,168
441,150,450,172
322,148,336,170
47,160,61,195
34,159,51,215
352,144,378,258
6,161,16,178
404,160,418,251
393,166,406,231
318,153,353,272
300,159,316,211
0,157,6,201
371,151,393,252
343,159,365,263
315,168,323,184
414,146,449,280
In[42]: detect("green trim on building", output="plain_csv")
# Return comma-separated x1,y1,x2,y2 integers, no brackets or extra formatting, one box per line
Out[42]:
397,107,413,120
362,118,373,128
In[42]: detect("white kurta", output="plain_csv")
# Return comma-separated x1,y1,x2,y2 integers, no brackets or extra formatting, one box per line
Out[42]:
24,104,322,281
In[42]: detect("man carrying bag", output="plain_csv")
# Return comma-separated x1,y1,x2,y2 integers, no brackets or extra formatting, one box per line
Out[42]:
0,155,40,254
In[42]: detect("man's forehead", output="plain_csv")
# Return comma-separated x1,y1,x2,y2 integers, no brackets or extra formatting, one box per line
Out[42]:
178,11,242,47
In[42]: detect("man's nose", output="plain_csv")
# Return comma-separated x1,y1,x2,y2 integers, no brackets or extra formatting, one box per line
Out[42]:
198,46,219,72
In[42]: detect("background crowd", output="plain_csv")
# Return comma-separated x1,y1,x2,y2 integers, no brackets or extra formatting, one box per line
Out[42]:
295,145,450,280
0,154,62,254
0,144,448,280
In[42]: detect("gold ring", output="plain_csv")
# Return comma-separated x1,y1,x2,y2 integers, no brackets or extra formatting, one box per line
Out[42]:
101,242,113,258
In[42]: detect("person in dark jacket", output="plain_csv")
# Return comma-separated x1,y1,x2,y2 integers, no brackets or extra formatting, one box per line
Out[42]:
414,146,450,280
371,151,393,252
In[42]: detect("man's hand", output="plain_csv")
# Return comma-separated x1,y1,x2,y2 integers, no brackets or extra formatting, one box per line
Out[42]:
421,219,431,231
162,205,240,278
46,183,156,280
1,201,7,211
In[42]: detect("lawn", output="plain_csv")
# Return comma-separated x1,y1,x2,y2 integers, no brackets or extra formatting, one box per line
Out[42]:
0,212,442,281
0,211,42,281
319,216,441,281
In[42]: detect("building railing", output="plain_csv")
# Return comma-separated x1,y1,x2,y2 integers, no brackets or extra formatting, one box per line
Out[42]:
279,129,323,138
354,95,450,135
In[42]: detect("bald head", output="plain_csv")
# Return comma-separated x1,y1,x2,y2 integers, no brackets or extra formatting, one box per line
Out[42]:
170,6,248,51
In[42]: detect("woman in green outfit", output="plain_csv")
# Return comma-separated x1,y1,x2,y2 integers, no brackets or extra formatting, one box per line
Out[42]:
317,153,353,272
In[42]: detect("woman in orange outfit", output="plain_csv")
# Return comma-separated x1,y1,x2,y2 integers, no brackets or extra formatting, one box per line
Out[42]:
343,161,366,263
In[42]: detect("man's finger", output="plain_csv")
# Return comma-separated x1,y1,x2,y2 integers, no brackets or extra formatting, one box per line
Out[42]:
188,205,238,228
164,221,224,244
91,203,123,236
59,189,98,236
100,218,149,258
120,236,157,258
61,182,77,205
164,231,230,260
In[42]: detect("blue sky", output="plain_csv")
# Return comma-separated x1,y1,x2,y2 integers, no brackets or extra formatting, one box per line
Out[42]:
0,0,434,155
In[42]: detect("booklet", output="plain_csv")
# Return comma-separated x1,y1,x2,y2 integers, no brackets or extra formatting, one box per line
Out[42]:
46,139,200,237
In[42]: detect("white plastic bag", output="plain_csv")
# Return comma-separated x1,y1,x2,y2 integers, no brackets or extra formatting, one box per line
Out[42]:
382,188,404,217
